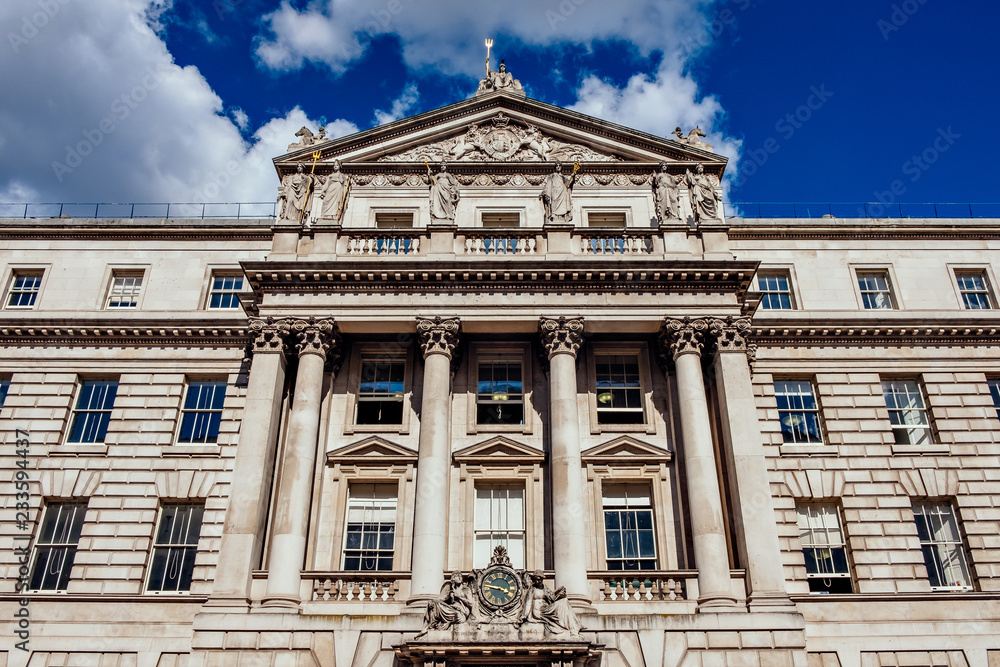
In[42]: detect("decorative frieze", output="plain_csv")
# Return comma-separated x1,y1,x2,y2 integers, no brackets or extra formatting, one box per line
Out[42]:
416,316,461,359
538,316,585,359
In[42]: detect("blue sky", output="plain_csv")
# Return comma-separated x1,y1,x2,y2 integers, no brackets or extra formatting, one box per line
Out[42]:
0,0,994,210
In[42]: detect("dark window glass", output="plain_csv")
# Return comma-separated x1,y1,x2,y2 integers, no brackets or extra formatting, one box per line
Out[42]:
30,502,88,590
356,359,405,425
67,380,118,443
178,381,227,444
595,355,644,424
147,504,204,592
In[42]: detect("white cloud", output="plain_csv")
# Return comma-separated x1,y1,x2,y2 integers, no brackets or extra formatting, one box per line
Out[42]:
0,0,355,205
231,108,250,132
255,0,743,187
373,84,420,126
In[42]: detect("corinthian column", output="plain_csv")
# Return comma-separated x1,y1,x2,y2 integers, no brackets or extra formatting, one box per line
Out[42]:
207,319,290,609
661,318,739,612
709,317,795,612
262,318,339,610
407,316,461,606
539,316,592,609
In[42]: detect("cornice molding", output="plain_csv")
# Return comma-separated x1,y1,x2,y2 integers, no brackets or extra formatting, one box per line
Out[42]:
0,319,249,347
752,322,1000,347
728,224,1000,241
242,260,756,296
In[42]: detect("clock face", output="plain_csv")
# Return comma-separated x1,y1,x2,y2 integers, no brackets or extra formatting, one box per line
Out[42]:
479,567,520,609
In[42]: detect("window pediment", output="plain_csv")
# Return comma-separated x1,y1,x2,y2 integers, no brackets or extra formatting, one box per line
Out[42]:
582,436,672,464
326,436,417,466
453,436,544,465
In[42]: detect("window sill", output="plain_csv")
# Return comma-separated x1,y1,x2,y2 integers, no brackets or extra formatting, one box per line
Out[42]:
57,443,109,456
779,443,839,456
162,444,222,457
346,424,410,435
469,423,532,435
591,423,655,435
891,444,950,455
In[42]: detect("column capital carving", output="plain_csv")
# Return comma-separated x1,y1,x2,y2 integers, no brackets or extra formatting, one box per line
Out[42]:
660,317,710,360
248,317,293,355
707,316,753,353
290,318,340,360
539,316,585,359
416,316,461,359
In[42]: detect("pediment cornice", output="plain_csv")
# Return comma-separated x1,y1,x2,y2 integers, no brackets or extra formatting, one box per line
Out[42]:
326,436,417,465
582,435,672,464
453,436,545,464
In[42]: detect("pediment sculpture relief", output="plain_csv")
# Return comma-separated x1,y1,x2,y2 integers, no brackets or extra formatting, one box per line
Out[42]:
378,113,623,163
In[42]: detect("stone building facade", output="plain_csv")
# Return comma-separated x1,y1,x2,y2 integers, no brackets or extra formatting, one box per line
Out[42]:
1,84,998,667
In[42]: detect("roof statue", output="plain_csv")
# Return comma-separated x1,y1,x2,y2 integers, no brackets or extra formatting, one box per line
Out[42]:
476,38,525,97
672,126,714,152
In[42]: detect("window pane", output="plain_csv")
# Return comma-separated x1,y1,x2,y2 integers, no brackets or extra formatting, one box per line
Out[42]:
774,380,823,444
913,502,972,590
30,503,88,591
473,484,525,568
796,504,852,591
343,484,397,571
603,484,656,569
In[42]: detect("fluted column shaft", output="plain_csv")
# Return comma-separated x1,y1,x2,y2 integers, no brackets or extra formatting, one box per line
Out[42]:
262,319,338,609
663,318,739,612
710,317,795,612
408,317,461,605
539,316,592,608
207,319,289,608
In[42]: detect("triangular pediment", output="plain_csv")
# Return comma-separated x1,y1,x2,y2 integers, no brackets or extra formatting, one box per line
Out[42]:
453,436,545,464
275,91,726,180
582,436,672,464
326,436,417,465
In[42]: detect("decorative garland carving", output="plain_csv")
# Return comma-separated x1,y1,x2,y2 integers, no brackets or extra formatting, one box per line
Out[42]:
538,316,585,359
416,316,461,359
377,113,623,164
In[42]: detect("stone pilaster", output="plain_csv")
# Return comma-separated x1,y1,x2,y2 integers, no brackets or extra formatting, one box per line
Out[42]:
709,317,796,613
206,318,291,609
661,318,739,612
261,318,340,611
408,317,461,607
539,316,592,609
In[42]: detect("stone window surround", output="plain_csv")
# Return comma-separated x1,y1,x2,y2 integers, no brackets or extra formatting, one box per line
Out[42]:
755,265,800,310
879,375,946,454
477,207,525,228
465,342,533,436
3,264,49,310
454,460,544,572
950,264,998,310
584,206,632,228
910,499,975,592
323,470,411,573
99,264,150,311
369,207,419,229
772,377,832,454
586,467,679,571
586,344,657,435
342,345,414,436
144,502,206,594
199,265,245,310
851,264,901,310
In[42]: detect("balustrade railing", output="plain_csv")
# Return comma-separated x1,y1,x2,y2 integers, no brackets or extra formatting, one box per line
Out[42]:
575,230,656,255
344,232,422,256
309,572,407,602
462,230,540,255
590,571,691,601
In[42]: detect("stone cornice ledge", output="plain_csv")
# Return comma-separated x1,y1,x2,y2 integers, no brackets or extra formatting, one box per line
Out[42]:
753,313,1000,347
0,317,249,347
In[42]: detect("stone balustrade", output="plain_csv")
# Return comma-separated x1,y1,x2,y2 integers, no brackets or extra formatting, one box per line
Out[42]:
308,572,408,602
462,230,540,255
591,571,692,601
575,230,656,255
344,231,422,256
